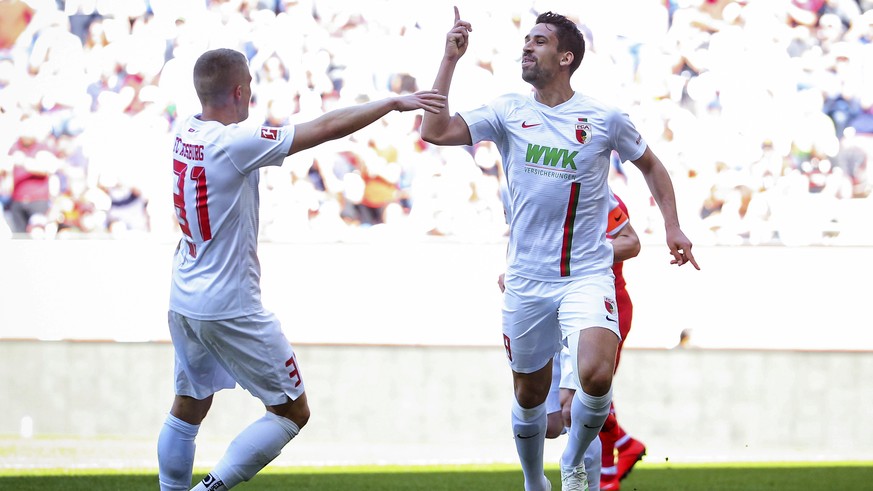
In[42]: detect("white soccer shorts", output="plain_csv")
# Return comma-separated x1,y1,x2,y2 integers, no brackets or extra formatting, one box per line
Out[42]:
168,310,305,406
501,272,620,374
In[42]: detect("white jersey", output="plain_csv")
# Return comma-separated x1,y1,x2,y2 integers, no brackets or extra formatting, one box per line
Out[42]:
504,187,628,236
169,115,293,320
461,92,645,280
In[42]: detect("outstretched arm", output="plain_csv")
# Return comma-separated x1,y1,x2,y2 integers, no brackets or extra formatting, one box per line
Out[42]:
631,146,700,269
290,90,446,155
420,6,474,146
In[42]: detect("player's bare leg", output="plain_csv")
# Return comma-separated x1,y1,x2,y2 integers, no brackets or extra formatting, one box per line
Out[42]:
512,359,554,491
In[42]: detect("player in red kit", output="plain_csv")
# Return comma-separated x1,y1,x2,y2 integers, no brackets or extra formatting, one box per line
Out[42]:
599,193,646,491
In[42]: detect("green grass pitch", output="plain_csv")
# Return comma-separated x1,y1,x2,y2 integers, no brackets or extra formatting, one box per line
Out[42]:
1,462,872,490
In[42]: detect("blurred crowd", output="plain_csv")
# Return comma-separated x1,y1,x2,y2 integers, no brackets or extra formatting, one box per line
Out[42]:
1,0,872,245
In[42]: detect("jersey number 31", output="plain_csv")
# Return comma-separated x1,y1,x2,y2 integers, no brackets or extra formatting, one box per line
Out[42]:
173,159,212,257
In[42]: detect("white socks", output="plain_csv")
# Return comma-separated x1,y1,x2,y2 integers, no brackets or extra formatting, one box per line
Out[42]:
583,435,602,491
158,413,200,491
561,387,612,471
190,412,300,491
511,399,550,491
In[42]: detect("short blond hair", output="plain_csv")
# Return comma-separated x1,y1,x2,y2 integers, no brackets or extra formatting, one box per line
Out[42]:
193,48,248,106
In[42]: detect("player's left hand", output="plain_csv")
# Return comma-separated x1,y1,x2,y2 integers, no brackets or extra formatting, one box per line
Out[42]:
393,90,447,114
666,226,700,270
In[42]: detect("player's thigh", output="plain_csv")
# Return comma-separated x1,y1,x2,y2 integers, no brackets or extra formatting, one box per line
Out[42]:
558,275,621,391
502,273,562,375
558,274,621,342
566,326,619,395
195,311,305,407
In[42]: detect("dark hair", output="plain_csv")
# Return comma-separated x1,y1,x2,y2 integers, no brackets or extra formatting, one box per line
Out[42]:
193,48,248,105
535,12,585,75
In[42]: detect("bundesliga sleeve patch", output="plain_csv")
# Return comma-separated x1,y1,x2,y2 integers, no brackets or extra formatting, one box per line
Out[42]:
259,126,280,141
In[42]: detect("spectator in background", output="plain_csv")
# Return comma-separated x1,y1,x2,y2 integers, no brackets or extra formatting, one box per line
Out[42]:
7,116,57,235
673,328,696,349
0,155,12,237
358,141,401,226
0,0,871,243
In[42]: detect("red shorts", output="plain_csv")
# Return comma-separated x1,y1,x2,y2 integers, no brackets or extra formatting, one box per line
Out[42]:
614,286,633,370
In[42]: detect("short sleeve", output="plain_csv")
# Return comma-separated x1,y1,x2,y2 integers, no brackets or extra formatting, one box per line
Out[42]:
459,97,508,145
608,110,646,163
225,124,295,174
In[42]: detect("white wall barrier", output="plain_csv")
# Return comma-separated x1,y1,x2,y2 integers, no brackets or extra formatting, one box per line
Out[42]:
0,341,871,468
1,240,872,351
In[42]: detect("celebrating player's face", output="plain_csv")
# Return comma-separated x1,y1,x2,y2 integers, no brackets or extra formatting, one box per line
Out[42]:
521,23,560,85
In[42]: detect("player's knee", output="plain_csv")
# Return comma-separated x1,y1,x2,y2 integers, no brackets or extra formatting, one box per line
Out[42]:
578,364,613,397
171,395,213,425
287,400,311,429
270,396,311,429
513,364,552,408
293,403,310,429
515,385,549,408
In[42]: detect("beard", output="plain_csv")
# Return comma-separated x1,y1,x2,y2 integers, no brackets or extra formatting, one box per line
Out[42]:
521,65,540,84
521,64,547,85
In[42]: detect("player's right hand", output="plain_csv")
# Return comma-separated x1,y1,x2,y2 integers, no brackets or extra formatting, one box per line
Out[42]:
666,226,700,270
394,90,447,114
445,6,472,60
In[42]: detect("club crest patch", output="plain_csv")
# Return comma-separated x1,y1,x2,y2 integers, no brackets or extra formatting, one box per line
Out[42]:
604,296,617,315
575,117,591,144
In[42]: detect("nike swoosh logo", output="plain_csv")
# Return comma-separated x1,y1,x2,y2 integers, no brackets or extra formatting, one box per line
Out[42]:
516,433,539,439
614,216,621,222
583,424,600,429
605,315,617,323
521,122,541,128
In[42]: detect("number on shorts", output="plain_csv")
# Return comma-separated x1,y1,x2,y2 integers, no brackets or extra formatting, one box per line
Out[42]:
503,334,513,362
285,355,302,388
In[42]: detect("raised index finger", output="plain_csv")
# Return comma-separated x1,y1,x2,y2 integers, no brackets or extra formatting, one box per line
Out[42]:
454,6,460,23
